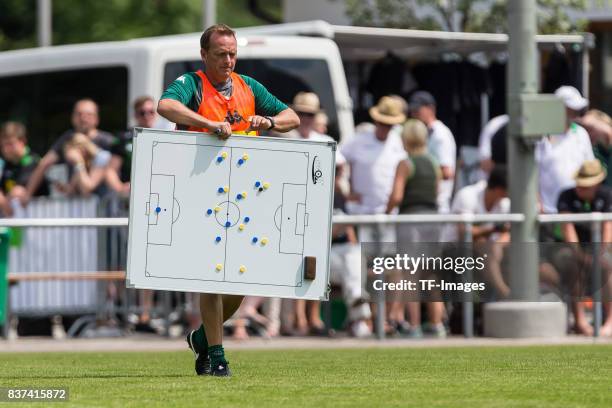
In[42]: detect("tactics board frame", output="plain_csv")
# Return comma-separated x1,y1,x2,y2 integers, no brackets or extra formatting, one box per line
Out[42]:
126,128,335,301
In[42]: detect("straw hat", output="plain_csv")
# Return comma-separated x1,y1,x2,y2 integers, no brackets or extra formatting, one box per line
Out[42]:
369,96,406,126
575,160,606,187
292,92,320,114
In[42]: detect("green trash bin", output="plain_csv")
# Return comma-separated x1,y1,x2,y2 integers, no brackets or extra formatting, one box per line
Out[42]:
0,228,10,328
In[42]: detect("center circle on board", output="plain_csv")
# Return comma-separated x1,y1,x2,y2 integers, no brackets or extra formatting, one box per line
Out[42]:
215,201,241,228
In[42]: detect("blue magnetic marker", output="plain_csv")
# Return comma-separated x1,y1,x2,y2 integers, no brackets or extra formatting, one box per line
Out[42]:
215,236,221,243
244,217,250,223
155,207,161,213
252,237,258,243
207,209,213,215
225,221,231,228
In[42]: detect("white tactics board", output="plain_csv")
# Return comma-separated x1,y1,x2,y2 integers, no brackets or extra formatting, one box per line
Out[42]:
126,128,335,300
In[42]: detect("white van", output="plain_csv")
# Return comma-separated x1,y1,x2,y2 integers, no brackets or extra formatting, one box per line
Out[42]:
0,32,352,155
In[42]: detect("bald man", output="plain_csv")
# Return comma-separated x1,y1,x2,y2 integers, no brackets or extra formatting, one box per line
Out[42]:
23,98,115,203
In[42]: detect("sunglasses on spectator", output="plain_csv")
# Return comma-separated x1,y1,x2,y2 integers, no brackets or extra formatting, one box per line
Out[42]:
137,109,155,117
297,111,315,118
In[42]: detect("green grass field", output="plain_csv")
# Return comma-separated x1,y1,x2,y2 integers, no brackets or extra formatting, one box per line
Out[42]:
1,345,611,407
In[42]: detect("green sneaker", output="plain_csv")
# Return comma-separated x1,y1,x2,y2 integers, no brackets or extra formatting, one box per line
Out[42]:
211,360,232,377
186,330,211,375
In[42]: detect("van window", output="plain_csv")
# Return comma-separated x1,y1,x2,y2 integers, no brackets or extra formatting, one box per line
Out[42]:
164,59,339,140
0,67,128,155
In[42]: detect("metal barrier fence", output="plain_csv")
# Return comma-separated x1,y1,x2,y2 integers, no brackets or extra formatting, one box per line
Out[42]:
1,196,185,339
7,197,101,320
1,206,611,340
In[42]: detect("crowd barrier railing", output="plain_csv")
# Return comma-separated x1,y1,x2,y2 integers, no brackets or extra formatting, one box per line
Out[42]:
2,209,611,340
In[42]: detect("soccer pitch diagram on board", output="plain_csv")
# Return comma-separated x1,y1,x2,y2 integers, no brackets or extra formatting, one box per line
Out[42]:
126,128,335,300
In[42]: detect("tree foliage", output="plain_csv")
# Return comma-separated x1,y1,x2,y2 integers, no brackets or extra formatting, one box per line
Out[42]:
0,0,281,51
345,0,588,33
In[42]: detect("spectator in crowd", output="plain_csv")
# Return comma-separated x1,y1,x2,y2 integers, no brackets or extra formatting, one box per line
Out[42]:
24,99,115,203
537,86,593,213
106,96,159,196
341,95,407,335
231,296,279,340
555,160,612,336
330,152,372,337
341,96,407,217
451,166,511,298
0,122,49,216
54,133,110,196
478,114,509,176
387,119,440,217
106,96,161,329
409,91,456,214
285,92,334,335
285,92,333,142
386,119,444,337
576,109,612,187
313,111,329,135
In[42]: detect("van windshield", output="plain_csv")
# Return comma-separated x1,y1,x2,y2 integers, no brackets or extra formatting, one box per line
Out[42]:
0,66,128,154
164,59,338,140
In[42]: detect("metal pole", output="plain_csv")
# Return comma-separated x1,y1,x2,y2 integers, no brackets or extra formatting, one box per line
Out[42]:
507,0,539,300
462,222,474,337
203,0,217,28
374,226,385,340
164,291,172,337
1,293,8,339
37,0,52,47
591,220,602,338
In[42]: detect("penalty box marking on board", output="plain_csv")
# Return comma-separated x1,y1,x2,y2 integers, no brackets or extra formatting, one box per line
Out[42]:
146,193,160,225
278,183,308,255
146,174,180,246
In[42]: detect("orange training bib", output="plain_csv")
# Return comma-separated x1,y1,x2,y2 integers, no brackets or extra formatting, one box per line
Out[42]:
187,71,257,136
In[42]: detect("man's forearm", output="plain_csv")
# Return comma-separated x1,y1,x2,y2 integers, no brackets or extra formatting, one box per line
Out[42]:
105,168,125,193
471,225,494,240
74,167,99,195
269,108,300,133
441,166,454,180
25,163,47,198
157,99,215,130
106,156,125,193
0,193,13,217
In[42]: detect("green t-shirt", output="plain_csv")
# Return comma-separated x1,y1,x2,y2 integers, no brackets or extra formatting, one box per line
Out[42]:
160,72,288,119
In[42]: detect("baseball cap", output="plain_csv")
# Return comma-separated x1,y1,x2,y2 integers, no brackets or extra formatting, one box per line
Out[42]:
409,91,436,111
554,85,588,111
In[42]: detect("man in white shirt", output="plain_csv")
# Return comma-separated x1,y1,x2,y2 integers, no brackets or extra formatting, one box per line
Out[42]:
409,91,456,213
452,166,511,239
341,96,408,219
537,85,594,213
341,95,407,336
451,166,511,298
